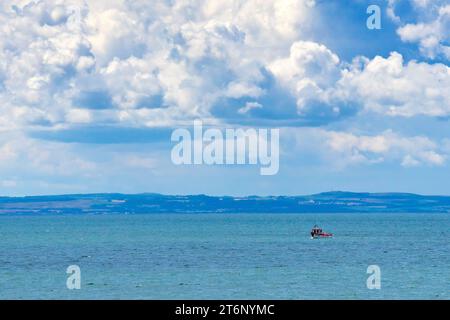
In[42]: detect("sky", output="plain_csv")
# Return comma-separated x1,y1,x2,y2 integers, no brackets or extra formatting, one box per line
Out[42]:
0,0,450,196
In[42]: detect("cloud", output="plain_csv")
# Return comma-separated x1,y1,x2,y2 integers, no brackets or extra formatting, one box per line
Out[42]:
0,0,319,130
0,131,165,194
395,2,450,60
267,47,450,119
0,0,93,129
238,102,263,114
325,130,446,167
288,127,447,168
0,132,97,176
267,41,343,118
1,180,17,188
386,0,401,24
121,154,157,170
338,52,450,117
1,0,449,132
65,108,92,123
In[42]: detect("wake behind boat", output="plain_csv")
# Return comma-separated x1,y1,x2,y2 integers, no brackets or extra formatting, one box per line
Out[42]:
310,225,333,239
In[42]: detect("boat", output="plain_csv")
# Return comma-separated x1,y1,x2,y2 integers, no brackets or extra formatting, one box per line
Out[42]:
310,225,333,239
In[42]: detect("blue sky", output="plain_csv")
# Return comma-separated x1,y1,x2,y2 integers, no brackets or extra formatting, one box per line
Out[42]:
0,0,449,196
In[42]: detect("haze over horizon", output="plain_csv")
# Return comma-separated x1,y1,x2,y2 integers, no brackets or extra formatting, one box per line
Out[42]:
2,191,450,214
2,190,450,198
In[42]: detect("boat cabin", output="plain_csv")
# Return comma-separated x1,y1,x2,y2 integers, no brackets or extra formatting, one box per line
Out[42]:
311,225,323,236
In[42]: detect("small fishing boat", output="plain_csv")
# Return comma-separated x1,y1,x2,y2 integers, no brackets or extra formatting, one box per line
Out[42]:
310,225,333,239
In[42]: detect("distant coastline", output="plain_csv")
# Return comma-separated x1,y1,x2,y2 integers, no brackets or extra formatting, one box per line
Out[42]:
1,191,450,215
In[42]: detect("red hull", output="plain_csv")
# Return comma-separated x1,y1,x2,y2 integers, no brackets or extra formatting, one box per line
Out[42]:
312,233,333,238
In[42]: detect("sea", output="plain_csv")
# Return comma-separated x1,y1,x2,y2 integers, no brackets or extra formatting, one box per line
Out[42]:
0,213,449,299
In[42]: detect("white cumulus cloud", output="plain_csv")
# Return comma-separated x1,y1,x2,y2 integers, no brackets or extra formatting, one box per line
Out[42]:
287,127,447,169
395,2,450,60
339,52,450,117
0,0,317,129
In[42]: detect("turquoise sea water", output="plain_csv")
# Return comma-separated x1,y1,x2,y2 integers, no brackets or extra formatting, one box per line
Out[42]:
0,213,449,299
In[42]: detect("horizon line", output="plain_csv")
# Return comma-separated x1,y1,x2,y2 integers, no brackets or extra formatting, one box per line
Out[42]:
1,190,449,199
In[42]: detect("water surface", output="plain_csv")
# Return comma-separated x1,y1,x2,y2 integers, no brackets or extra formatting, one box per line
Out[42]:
0,213,449,299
